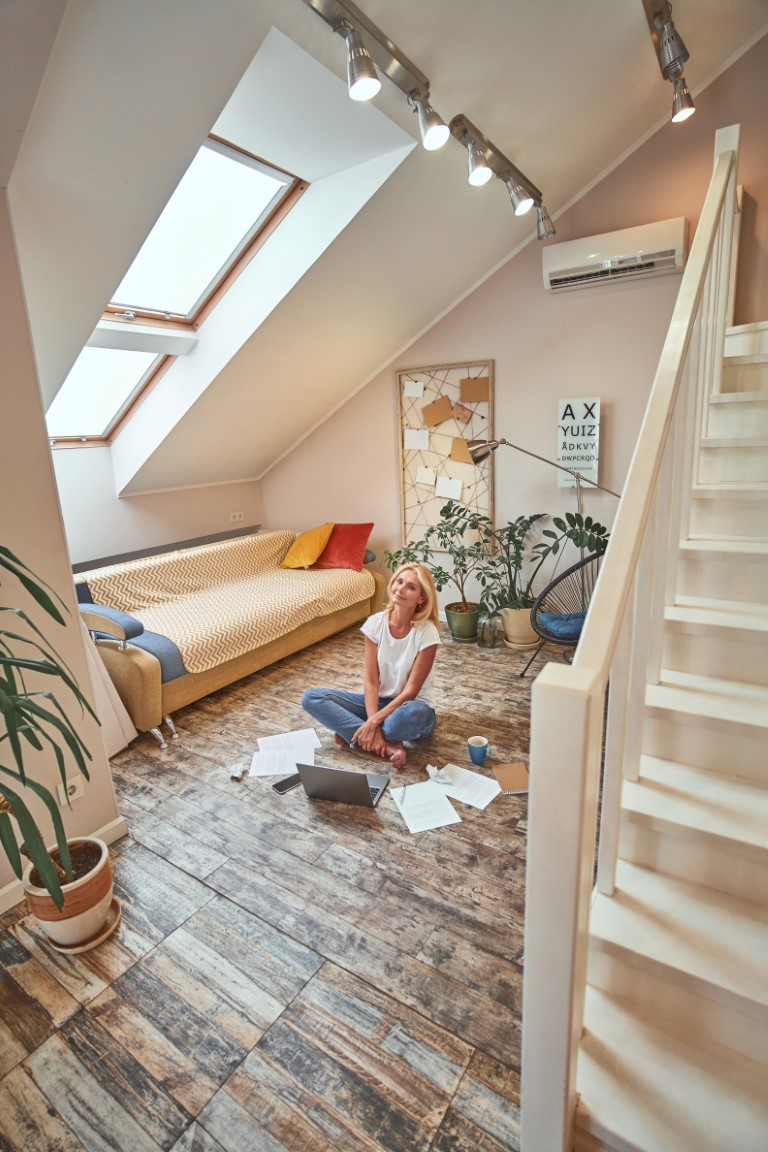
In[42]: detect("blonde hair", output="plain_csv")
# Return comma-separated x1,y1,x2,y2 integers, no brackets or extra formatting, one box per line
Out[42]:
386,563,439,627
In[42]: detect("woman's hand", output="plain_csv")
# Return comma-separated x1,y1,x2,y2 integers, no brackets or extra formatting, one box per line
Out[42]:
353,717,385,753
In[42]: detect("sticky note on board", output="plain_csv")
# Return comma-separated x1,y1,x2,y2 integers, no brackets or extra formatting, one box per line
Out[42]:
459,376,490,403
436,475,462,500
402,378,424,398
421,396,454,427
416,465,437,487
450,438,474,465
404,428,429,451
453,403,473,424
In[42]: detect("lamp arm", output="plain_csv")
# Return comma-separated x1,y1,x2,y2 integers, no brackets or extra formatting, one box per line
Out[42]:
496,439,621,499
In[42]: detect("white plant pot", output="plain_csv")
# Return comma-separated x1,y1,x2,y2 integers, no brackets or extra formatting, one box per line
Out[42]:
499,606,539,650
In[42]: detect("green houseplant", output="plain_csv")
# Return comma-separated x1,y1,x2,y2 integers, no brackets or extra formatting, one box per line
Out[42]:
382,500,493,642
475,510,611,613
475,510,611,648
0,545,98,912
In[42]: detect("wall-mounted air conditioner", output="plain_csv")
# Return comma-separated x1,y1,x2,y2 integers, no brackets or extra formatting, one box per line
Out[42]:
542,217,688,292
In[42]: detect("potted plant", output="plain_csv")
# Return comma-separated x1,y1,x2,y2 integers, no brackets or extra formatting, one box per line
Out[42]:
382,500,492,642
475,511,611,648
0,545,114,949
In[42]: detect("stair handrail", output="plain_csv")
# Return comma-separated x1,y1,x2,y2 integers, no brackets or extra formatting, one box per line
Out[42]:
520,126,740,1152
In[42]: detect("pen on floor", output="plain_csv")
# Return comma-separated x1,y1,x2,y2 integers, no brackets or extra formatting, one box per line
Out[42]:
398,784,407,808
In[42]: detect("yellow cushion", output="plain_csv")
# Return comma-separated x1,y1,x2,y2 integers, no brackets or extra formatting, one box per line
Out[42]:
280,523,335,569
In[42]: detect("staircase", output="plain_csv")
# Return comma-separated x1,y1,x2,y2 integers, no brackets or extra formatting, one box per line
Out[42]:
573,332,768,1152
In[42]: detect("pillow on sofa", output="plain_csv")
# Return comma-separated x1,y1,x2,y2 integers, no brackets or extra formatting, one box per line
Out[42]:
280,523,335,569
313,522,374,571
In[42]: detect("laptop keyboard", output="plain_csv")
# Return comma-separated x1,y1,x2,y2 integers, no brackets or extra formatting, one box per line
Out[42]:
369,785,383,802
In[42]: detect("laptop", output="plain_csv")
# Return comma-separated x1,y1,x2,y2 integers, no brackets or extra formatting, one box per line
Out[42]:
297,762,390,807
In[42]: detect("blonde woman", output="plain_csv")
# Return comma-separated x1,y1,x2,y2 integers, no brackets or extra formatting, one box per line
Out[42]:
302,564,441,768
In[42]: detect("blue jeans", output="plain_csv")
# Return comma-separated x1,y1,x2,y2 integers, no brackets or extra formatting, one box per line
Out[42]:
301,688,436,747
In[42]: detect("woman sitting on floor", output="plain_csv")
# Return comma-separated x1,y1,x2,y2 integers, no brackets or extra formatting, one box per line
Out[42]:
302,563,441,769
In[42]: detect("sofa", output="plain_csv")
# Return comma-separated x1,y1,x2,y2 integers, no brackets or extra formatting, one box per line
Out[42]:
76,528,386,748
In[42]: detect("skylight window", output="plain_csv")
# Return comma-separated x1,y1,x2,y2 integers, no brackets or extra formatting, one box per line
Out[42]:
47,138,301,441
46,347,159,438
111,140,291,320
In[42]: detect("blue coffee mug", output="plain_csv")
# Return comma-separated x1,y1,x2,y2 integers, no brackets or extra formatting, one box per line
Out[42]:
468,736,490,765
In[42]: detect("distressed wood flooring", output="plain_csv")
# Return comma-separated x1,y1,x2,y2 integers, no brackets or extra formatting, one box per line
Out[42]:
0,625,566,1151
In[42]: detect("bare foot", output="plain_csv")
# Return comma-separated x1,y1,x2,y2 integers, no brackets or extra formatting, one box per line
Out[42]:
383,741,407,769
334,734,349,750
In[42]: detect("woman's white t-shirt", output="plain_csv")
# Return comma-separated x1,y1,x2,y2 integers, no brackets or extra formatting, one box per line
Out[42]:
361,611,441,704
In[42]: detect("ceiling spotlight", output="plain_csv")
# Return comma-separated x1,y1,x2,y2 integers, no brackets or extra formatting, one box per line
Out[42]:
655,9,689,79
336,19,381,101
410,91,449,150
506,178,534,216
646,2,696,124
671,74,695,122
467,139,492,186
536,204,556,240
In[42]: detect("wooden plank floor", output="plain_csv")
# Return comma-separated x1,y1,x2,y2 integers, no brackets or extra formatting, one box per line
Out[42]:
0,625,565,1151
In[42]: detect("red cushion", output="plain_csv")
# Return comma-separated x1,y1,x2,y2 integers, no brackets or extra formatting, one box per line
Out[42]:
313,522,373,570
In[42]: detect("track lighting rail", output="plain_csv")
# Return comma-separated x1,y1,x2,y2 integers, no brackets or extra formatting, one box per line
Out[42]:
448,114,542,205
301,0,429,99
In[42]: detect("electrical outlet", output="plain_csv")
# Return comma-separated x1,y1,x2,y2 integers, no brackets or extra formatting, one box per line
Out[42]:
57,777,85,806
229,511,244,523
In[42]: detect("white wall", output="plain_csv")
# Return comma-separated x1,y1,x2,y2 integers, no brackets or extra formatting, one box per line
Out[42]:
53,448,262,566
0,193,124,907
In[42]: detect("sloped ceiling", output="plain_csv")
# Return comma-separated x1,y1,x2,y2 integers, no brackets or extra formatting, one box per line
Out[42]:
5,0,768,495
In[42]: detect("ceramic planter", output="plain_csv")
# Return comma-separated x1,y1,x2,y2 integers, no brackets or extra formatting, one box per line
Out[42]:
499,606,538,650
445,603,479,643
23,836,114,948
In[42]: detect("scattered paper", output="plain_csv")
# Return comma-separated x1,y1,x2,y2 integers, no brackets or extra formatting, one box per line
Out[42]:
403,378,424,398
431,762,501,809
404,427,429,451
436,475,462,500
426,763,452,784
391,780,462,833
250,749,315,776
252,728,320,775
415,465,437,487
257,727,320,752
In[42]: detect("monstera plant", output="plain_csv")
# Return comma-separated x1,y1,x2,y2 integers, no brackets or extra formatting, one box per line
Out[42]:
0,545,96,909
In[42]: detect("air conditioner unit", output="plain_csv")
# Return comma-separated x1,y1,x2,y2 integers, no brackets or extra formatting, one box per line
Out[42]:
542,217,687,292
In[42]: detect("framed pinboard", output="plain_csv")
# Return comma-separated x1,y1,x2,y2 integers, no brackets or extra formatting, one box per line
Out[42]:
395,360,494,547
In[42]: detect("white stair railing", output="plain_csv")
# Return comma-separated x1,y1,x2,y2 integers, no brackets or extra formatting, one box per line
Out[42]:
519,125,740,1152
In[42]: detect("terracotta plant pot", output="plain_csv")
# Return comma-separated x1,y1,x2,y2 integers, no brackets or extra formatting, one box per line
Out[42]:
23,836,113,948
499,606,539,650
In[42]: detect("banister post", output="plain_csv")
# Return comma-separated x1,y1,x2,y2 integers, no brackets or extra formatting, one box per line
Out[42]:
521,663,603,1152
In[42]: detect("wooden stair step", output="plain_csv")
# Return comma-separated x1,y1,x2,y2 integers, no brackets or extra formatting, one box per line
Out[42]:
659,668,768,702
709,390,768,405
589,860,768,1018
622,756,768,857
645,680,768,728
700,435,768,448
665,599,768,634
576,986,768,1152
691,481,768,495
678,538,768,557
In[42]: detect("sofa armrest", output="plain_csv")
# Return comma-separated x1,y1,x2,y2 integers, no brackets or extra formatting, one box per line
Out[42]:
79,603,145,642
92,639,163,732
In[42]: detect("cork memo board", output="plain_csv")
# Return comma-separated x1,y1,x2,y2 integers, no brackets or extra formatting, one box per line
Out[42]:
396,361,494,547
